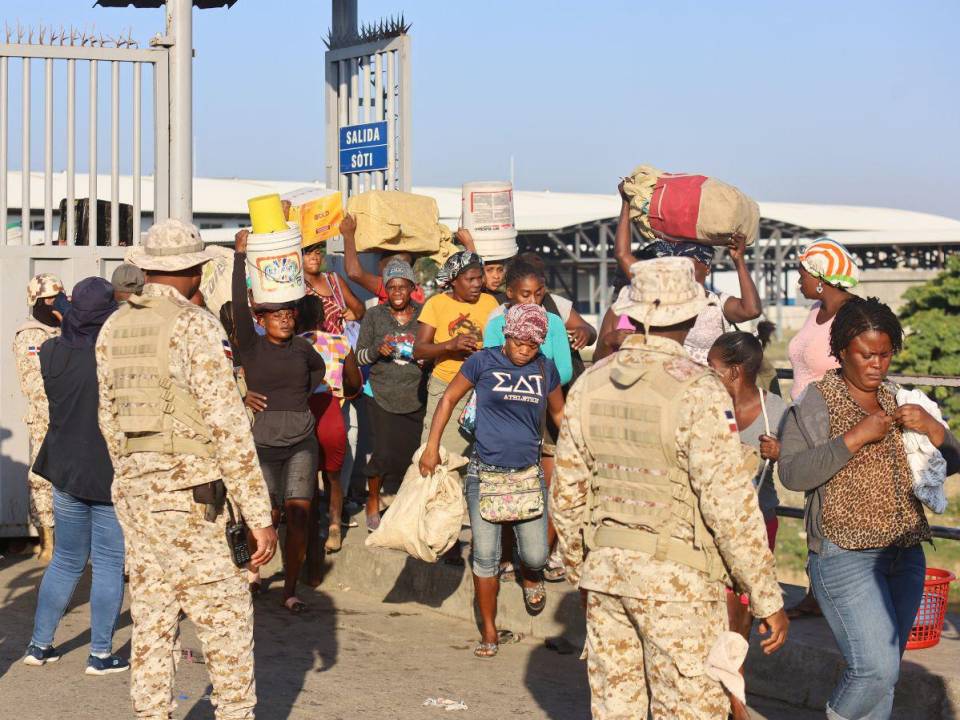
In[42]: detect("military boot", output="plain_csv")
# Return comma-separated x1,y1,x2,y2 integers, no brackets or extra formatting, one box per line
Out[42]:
37,527,54,565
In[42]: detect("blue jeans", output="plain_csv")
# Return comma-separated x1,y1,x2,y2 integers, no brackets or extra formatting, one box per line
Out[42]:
464,459,549,578
809,538,925,720
31,488,126,655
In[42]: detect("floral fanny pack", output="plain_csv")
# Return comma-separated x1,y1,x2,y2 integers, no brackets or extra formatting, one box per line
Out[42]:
477,462,544,523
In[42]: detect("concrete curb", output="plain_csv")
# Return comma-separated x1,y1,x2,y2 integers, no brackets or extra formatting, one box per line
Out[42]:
296,530,959,719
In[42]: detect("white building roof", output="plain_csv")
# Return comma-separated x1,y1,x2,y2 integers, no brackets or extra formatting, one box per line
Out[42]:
6,172,960,246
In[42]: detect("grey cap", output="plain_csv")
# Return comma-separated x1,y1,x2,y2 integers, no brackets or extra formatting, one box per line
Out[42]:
382,259,416,286
111,263,146,294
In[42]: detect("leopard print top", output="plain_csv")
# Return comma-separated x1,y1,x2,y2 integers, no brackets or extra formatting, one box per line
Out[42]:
818,369,929,550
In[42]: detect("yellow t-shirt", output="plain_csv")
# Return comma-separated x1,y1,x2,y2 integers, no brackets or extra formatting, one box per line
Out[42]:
418,291,499,383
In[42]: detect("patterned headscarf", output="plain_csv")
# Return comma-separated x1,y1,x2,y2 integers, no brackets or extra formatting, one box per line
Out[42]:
799,238,859,289
503,303,548,346
640,240,715,268
435,250,483,289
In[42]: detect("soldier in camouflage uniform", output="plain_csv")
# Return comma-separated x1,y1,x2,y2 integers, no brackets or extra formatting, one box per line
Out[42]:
96,219,278,720
552,257,789,720
13,273,65,563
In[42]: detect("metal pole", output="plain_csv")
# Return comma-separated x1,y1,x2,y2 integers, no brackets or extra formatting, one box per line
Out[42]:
43,58,53,245
110,61,120,246
168,0,193,222
133,63,141,243
598,225,609,318
66,58,75,245
22,58,30,245
775,231,784,336
399,38,411,192
332,0,358,39
89,60,98,246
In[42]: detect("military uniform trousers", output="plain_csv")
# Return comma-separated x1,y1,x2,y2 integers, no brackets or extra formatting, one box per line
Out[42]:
585,589,729,720
114,490,257,720
27,424,55,529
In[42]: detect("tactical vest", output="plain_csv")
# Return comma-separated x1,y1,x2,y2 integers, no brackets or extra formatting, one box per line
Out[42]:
580,353,730,584
103,295,214,457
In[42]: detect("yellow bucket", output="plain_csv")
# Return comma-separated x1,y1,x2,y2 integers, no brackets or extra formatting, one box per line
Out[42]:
248,193,288,234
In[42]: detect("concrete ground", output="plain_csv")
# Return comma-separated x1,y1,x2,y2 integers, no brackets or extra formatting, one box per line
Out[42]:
0,550,819,720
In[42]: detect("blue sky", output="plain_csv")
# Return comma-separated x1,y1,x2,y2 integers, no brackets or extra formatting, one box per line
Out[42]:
4,0,959,217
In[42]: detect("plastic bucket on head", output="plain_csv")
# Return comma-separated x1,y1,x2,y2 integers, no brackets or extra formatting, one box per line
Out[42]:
476,238,518,262
246,222,306,305
248,193,289,235
462,181,517,243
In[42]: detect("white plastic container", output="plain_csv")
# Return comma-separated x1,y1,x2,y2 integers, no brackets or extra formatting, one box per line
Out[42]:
477,238,519,261
245,223,306,305
462,181,517,243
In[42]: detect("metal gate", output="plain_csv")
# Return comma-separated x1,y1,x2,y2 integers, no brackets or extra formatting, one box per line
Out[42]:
0,36,171,534
0,40,170,247
324,34,411,198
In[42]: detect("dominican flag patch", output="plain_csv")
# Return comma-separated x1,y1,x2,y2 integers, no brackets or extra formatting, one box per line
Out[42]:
724,409,738,434
27,345,39,356
222,339,234,361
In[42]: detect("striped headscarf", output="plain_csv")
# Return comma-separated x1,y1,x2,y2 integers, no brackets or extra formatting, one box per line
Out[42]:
435,251,483,289
799,238,859,289
503,303,548,346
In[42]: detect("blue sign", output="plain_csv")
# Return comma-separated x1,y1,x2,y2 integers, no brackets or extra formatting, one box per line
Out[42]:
339,121,388,174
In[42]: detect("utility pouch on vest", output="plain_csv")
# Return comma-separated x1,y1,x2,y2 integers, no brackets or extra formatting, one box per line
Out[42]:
193,479,226,522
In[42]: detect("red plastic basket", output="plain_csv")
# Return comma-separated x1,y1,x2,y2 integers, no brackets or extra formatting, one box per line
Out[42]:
906,568,956,650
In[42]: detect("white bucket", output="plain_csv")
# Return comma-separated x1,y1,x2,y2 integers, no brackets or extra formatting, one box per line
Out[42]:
477,238,518,262
245,223,306,305
462,181,517,243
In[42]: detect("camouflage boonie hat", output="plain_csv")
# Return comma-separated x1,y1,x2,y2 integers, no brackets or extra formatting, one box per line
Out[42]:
26,273,64,306
611,256,708,328
125,218,215,272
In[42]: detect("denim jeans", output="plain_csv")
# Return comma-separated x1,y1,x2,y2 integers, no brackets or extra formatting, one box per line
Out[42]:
464,459,549,578
31,488,126,655
809,538,925,720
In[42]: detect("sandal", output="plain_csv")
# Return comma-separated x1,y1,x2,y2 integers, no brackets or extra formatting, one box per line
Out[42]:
523,581,547,616
283,596,307,614
473,642,498,658
543,563,566,583
497,561,515,582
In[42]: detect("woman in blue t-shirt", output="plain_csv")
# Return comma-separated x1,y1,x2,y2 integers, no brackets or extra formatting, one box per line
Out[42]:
420,304,565,659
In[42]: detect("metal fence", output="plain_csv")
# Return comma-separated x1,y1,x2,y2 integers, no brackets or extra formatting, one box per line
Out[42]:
0,42,170,247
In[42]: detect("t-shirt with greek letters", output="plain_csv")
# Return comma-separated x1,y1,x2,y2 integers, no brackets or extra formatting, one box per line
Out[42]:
459,347,560,469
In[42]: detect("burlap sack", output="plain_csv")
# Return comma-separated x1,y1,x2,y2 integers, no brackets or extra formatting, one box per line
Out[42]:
346,190,457,264
365,445,468,563
622,165,759,246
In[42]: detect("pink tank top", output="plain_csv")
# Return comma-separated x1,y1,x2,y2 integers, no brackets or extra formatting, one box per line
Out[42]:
788,302,839,401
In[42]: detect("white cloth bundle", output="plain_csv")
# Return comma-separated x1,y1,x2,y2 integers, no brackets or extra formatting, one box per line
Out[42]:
704,631,749,704
896,388,948,514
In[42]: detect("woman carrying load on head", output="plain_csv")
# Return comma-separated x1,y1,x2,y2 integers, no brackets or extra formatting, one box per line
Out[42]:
13,273,70,564
596,180,762,363
232,229,326,613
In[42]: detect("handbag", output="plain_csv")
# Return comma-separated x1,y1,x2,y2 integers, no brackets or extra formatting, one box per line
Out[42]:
478,463,544,523
458,391,478,435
